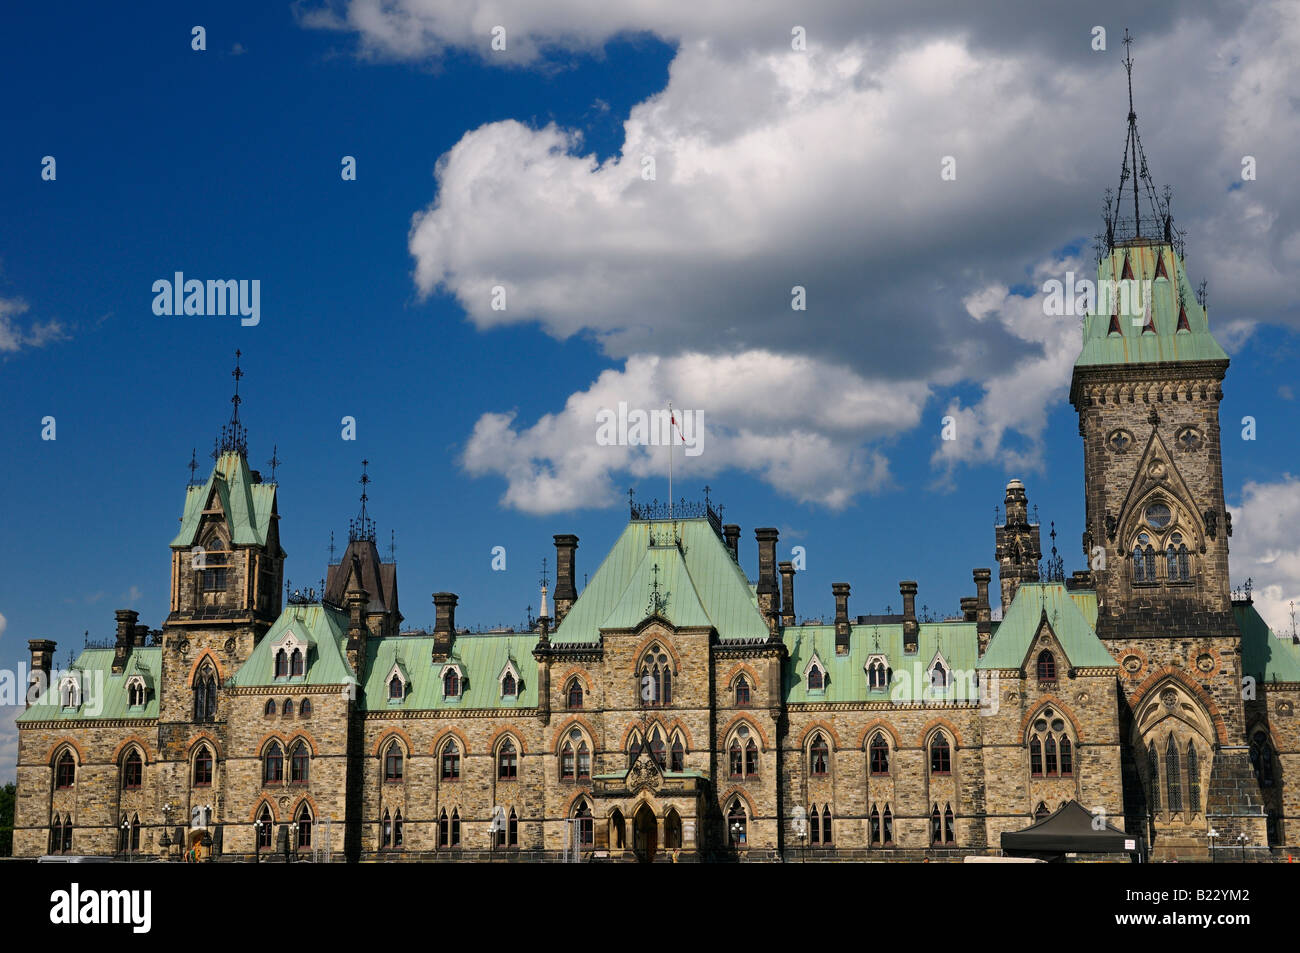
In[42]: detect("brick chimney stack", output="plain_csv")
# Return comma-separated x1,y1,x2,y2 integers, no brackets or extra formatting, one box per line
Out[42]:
900,581,919,653
755,528,779,629
723,524,741,560
779,561,796,628
27,639,56,707
973,568,993,656
553,535,579,623
432,592,458,661
832,583,851,655
113,609,139,674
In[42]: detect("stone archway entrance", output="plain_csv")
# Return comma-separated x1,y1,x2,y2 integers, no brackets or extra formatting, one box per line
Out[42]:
633,804,657,863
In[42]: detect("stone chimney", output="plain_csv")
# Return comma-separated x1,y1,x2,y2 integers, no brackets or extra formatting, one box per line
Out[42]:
779,561,796,628
723,524,741,560
432,592,458,661
832,583,851,655
755,528,779,623
27,639,56,707
113,609,138,674
973,569,993,656
345,581,369,675
132,624,150,647
553,535,579,623
960,596,978,622
900,581,919,653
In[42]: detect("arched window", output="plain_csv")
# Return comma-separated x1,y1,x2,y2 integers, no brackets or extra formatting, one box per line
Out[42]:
882,805,894,845
807,663,824,692
1187,741,1200,812
1045,735,1058,775
628,731,643,766
870,804,881,845
127,680,146,707
193,664,218,722
290,742,309,783
122,749,143,790
566,679,584,709
1147,740,1161,812
562,741,576,779
929,734,951,775
735,676,751,707
729,739,743,777
193,745,213,787
1035,801,1050,820
264,742,283,784
274,651,288,678
129,814,140,852
443,668,460,698
283,698,294,718
1165,735,1183,813
727,800,747,847
809,733,829,776
295,803,312,850
382,810,392,848
1133,533,1157,583
745,738,759,777
55,750,75,788
1036,650,1056,682
256,805,273,849
1060,736,1073,776
611,808,626,849
577,741,591,780
438,808,449,847
384,742,404,781
299,699,311,719
498,739,518,780
943,804,955,843
389,675,403,700
821,805,833,845
59,678,79,708
1028,711,1074,778
1030,736,1043,776
867,659,889,690
264,699,276,717
506,808,517,848
640,645,672,706
501,671,517,698
809,803,821,846
869,733,890,776
290,648,304,677
649,728,665,769
1166,534,1190,582
50,815,73,854
117,815,128,854
670,737,685,773
664,809,682,849
394,810,403,847
930,805,943,845
930,661,949,691
1250,730,1275,787
440,740,460,780
573,801,593,848
451,809,461,846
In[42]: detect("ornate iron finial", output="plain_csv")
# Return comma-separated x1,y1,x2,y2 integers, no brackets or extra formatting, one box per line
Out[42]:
328,531,336,564
267,444,281,484
217,350,249,456
539,557,549,590
703,485,712,507
389,530,396,563
646,562,669,617
188,448,199,487
1045,521,1065,582
349,460,376,542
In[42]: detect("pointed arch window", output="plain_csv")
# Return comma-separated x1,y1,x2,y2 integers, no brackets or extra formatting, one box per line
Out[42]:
670,736,685,772
870,804,882,845
438,808,450,847
809,733,829,776
562,741,576,780
256,805,273,849
193,745,213,787
296,803,312,850
729,739,743,778
264,742,283,784
821,805,833,845
628,730,643,766
50,815,73,854
290,742,309,783
735,676,751,707
264,698,276,717
649,728,665,769
931,805,943,845
382,809,392,849
1030,736,1043,776
577,741,591,779
501,669,517,699
1250,730,1275,787
55,750,75,789
929,661,949,692
440,740,460,780
1029,711,1073,778
498,739,518,780
299,699,311,718
1035,801,1050,820
274,650,287,678
507,808,517,848
122,749,143,790
727,800,747,848
443,668,460,699
745,738,759,776
664,809,682,849
867,658,890,691
384,741,403,781
806,663,825,692
1187,741,1201,813
809,803,821,846
1166,534,1190,582
566,679,584,709
283,698,294,718
1036,650,1057,683
59,676,80,709
290,648,304,677
869,733,890,776
929,734,951,775
944,804,955,843
389,675,404,700
193,664,218,723
450,809,461,846
127,679,146,708
574,801,593,848
1165,734,1183,813
393,810,403,847
640,645,672,706
1147,740,1161,812
1133,533,1157,584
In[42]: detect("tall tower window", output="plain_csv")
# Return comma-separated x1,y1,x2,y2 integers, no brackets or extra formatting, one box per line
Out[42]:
193,663,218,722
201,538,228,591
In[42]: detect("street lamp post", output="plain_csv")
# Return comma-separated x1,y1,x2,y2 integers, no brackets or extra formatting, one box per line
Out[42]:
121,818,130,863
254,819,263,864
159,802,173,861
1237,833,1248,863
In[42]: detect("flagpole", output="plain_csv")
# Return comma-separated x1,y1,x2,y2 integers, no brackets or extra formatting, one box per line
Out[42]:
667,400,673,518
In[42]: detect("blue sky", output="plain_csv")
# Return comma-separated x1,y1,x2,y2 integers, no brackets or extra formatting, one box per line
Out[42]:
3,2,1300,780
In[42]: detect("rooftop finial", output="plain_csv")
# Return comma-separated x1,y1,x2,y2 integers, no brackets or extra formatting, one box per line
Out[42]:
267,444,281,484
216,350,249,456
349,459,376,542
187,447,199,487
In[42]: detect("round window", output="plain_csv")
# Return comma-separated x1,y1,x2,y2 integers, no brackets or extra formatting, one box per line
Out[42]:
1051,719,1065,732
569,728,582,741
738,726,749,738
1034,719,1048,732
1145,503,1172,529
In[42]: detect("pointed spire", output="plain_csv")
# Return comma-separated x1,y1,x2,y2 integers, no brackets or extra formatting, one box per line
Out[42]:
349,459,376,542
217,349,249,456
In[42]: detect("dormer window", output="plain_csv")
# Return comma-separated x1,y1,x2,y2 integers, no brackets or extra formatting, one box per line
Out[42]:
443,666,461,699
290,648,304,677
803,654,826,693
274,650,288,679
502,671,517,697
270,629,314,681
200,537,228,592
866,656,890,691
126,676,147,708
389,675,404,700
59,675,82,709
1036,650,1057,684
927,652,951,694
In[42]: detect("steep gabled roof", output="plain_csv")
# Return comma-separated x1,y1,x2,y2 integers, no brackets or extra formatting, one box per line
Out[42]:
18,647,162,722
361,632,538,711
324,539,399,618
979,583,1117,670
171,451,279,550
231,603,353,687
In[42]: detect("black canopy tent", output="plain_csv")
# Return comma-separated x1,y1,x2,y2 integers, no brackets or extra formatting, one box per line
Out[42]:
1001,800,1138,858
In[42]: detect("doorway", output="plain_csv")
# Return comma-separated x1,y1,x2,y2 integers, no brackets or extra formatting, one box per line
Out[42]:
633,804,657,863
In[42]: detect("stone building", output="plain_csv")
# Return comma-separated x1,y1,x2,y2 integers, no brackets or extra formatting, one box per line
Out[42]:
12,97,1300,864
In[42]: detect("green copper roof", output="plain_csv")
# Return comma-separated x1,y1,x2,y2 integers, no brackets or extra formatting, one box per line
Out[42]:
979,583,1117,670
1075,241,1228,367
783,621,981,704
18,647,161,722
361,633,539,711
553,518,768,643
171,451,279,549
231,603,355,688
1237,602,1300,683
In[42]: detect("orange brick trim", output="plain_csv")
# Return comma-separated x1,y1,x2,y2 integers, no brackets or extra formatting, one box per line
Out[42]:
185,731,222,759
488,726,528,754
857,720,902,749
247,798,279,823
798,720,842,750
718,786,757,814
917,717,963,748
722,662,761,690
285,732,320,757
429,726,470,755
563,789,594,815
720,713,770,749
551,716,600,754
111,735,155,765
664,718,694,751
185,651,225,687
1020,696,1084,741
290,793,319,817
557,667,594,693
632,632,682,671
45,738,86,765
1130,666,1229,745
372,727,415,757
